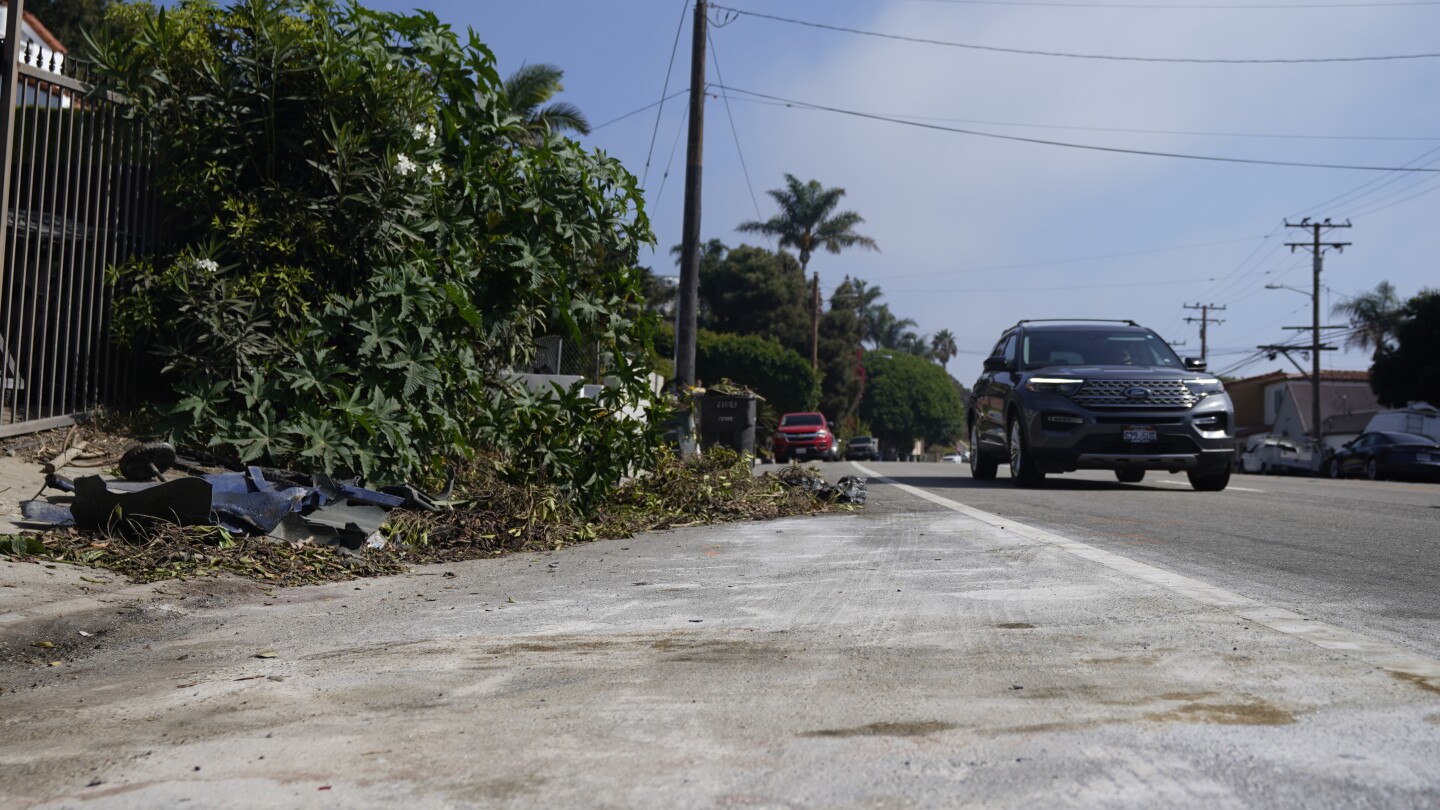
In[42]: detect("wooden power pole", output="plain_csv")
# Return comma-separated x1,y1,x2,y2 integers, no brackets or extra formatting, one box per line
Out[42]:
675,0,707,394
1285,218,1350,453
1183,303,1226,366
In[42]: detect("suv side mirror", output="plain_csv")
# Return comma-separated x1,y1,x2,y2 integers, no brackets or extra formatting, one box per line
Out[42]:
982,355,1012,373
1183,357,1207,372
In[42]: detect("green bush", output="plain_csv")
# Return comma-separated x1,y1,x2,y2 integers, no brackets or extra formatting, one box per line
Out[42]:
859,349,964,452
90,0,658,504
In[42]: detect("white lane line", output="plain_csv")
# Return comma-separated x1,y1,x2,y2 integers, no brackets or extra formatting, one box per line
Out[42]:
1153,479,1265,493
852,463,1440,692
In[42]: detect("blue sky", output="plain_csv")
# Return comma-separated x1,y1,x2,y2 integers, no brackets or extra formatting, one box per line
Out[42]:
371,0,1440,384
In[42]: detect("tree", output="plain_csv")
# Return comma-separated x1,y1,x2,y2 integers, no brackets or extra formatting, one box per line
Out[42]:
898,332,931,358
502,63,591,145
696,330,819,417
859,350,965,454
818,278,867,426
90,0,658,509
697,245,810,355
867,304,917,350
1333,281,1403,359
931,329,958,372
28,0,113,56
1369,289,1440,408
736,174,878,275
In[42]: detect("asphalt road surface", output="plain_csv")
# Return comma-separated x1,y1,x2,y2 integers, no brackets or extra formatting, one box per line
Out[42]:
848,461,1440,661
2,462,1438,808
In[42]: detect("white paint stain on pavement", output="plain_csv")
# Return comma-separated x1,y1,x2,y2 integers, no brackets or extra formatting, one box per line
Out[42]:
852,462,1440,692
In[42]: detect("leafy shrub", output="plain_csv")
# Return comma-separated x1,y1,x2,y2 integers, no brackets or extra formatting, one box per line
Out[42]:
90,0,658,503
859,349,965,451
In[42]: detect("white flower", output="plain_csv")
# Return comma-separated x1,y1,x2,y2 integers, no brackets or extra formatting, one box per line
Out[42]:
396,153,418,176
412,123,436,147
428,161,443,178
194,258,219,273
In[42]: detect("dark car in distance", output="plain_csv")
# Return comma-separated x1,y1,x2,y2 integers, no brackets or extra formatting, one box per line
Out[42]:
968,319,1235,490
844,436,880,461
1328,431,1440,481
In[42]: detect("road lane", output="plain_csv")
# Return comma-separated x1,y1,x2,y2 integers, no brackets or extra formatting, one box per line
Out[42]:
837,460,1440,660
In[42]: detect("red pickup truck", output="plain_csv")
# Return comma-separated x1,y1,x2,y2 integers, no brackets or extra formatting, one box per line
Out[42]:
771,412,838,462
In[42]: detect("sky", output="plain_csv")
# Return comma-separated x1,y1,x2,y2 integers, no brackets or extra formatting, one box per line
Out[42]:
367,0,1440,386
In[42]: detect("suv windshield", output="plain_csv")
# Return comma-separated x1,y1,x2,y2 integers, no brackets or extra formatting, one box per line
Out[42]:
850,436,873,445
1021,330,1182,370
780,414,824,427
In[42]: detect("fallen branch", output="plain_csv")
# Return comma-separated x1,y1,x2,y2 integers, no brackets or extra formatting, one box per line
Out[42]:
42,440,90,474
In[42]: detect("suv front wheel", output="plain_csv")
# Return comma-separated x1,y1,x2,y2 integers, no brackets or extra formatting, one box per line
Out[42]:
1187,465,1231,491
1008,419,1045,488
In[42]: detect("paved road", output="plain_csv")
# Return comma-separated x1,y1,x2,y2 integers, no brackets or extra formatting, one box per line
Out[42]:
3,464,1439,808
842,461,1440,660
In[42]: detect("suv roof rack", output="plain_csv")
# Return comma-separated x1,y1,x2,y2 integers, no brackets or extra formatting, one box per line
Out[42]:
1014,318,1140,327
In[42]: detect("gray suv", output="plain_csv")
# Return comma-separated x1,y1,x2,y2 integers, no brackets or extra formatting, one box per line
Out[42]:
968,320,1235,490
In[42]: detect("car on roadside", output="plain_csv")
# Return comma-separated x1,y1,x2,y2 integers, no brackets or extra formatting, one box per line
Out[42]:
771,412,839,462
1240,437,1306,475
940,451,968,463
1327,431,1440,481
967,319,1235,490
843,435,880,461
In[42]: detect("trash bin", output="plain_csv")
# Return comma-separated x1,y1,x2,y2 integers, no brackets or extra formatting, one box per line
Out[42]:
698,393,757,454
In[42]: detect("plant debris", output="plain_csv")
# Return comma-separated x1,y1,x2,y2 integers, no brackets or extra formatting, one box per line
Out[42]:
5,448,855,586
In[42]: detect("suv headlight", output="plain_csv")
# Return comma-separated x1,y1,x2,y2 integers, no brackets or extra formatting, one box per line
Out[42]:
1184,378,1226,398
1024,377,1084,395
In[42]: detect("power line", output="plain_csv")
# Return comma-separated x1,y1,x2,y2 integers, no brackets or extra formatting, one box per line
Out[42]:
593,89,689,131
642,0,692,188
714,85,1440,172
721,95,1440,142
710,5,1440,63
705,44,765,225
882,275,1221,293
877,236,1264,281
652,102,689,204
909,0,1440,7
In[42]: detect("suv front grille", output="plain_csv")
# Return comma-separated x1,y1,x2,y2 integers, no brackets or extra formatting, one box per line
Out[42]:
1073,380,1198,409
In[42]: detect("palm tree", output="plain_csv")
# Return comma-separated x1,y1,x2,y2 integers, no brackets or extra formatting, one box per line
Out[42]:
899,331,930,357
1332,281,1402,359
502,63,591,145
736,174,878,275
931,329,958,371
868,304,917,350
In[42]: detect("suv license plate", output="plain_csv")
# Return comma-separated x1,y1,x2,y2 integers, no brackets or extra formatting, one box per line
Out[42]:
1419,453,1433,463
1123,426,1157,443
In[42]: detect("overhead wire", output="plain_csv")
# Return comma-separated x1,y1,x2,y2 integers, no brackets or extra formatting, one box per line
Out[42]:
909,0,1440,7
651,102,690,205
719,95,1440,143
642,0,691,188
705,37,768,231
713,86,1440,173
709,5,1440,63
593,89,690,131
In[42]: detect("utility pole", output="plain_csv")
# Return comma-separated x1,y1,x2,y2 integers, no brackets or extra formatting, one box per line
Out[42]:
810,272,820,371
675,0,706,395
1284,218,1350,457
1182,303,1226,366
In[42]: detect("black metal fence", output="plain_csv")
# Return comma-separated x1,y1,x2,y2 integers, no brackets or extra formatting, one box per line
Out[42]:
0,1,157,437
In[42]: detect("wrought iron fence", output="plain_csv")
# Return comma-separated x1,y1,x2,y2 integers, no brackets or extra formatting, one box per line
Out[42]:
0,1,158,437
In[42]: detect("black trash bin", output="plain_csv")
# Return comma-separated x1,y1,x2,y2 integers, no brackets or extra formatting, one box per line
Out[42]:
698,393,757,454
